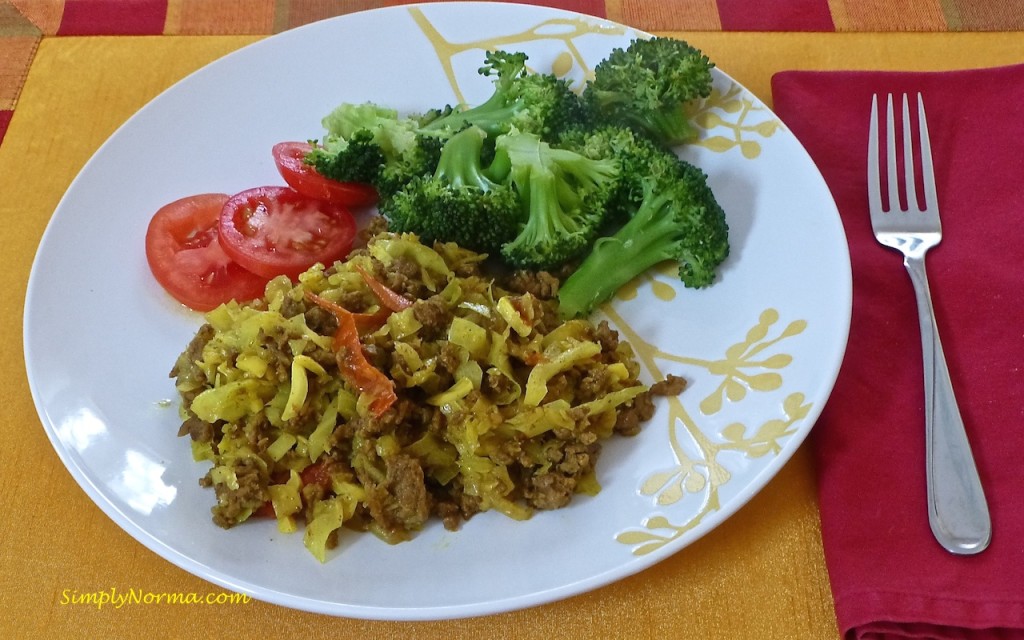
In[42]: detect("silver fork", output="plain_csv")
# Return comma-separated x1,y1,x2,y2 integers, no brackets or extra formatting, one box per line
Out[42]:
867,93,991,555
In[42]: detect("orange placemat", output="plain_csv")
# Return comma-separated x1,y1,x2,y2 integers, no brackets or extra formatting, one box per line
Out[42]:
3,0,1024,146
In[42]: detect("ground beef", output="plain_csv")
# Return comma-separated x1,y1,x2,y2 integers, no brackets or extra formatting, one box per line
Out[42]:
209,458,267,529
501,270,560,300
614,391,656,437
177,416,215,443
557,442,597,475
304,305,338,336
593,320,619,353
351,399,407,438
360,342,389,372
383,256,429,299
361,214,390,241
252,340,287,386
525,472,577,510
277,294,305,320
483,368,517,402
544,369,581,404
411,295,452,338
578,367,615,402
610,376,685,436
437,341,464,374
384,454,430,528
650,374,688,396
434,500,463,531
243,414,272,453
360,453,431,537
169,323,214,379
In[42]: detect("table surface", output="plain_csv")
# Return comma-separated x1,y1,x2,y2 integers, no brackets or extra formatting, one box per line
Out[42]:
4,1,1024,638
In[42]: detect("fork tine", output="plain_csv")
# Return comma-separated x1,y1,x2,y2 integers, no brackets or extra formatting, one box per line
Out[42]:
901,94,917,212
917,93,939,213
885,94,900,213
867,94,882,214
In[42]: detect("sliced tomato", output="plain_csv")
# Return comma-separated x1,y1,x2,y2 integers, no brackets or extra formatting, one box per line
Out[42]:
145,193,269,312
272,141,378,208
218,186,358,280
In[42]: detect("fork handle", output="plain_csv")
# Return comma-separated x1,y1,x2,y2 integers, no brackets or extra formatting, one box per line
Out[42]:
904,255,991,554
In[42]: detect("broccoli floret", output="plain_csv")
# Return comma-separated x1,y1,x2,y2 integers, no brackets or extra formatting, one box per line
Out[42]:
558,124,688,225
375,133,445,202
307,128,386,185
583,37,714,147
307,102,436,187
319,102,421,158
557,162,729,318
494,130,618,270
424,50,585,140
383,126,521,254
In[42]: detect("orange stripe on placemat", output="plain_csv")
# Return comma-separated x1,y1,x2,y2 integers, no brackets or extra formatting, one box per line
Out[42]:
164,0,275,35
612,0,721,31
168,0,608,35
0,35,38,109
942,0,1024,30
279,0,387,32
825,0,852,30
478,0,607,17
829,0,948,31
7,0,62,35
383,0,606,18
57,0,168,35
718,0,834,30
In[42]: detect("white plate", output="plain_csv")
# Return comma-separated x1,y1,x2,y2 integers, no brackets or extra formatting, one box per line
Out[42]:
24,1,851,620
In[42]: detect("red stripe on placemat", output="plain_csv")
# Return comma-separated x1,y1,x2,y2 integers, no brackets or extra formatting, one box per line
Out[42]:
717,0,834,30
57,0,168,36
0,110,12,147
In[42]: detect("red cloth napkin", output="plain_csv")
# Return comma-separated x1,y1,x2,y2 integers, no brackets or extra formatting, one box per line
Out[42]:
771,66,1024,639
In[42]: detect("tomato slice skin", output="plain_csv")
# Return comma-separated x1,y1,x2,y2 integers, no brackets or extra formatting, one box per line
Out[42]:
272,141,378,208
145,193,269,312
218,186,358,280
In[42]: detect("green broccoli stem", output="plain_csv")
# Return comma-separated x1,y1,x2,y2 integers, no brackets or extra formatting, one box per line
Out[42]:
423,95,524,137
557,191,680,318
421,52,527,137
434,126,497,191
524,170,583,236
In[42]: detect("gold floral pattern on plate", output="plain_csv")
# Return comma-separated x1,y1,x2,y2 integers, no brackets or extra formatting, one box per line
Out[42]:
608,306,812,556
410,6,625,102
690,83,782,159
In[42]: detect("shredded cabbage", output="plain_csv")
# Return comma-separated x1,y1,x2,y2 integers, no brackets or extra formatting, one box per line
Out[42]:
171,230,666,562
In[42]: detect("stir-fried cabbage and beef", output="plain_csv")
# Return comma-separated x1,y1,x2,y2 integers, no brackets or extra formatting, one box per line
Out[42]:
170,228,682,561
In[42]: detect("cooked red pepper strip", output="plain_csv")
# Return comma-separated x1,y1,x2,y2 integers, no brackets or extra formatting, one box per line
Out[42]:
352,307,390,333
305,291,397,417
355,264,413,312
300,459,333,490
305,287,388,332
253,500,276,518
